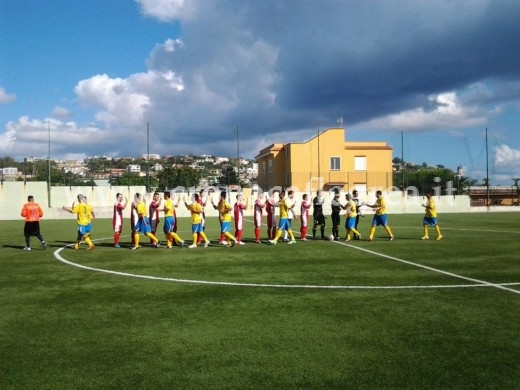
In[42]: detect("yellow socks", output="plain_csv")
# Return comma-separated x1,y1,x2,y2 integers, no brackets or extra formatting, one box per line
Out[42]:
224,231,236,242
384,226,393,237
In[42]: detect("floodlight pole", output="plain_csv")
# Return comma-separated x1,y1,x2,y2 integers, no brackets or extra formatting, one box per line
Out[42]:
146,122,150,192
47,121,51,207
236,124,240,185
317,128,321,191
485,127,489,206
401,130,405,194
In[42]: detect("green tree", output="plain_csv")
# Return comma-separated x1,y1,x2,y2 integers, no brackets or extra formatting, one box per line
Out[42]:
34,162,69,185
156,166,202,190
393,167,462,194
0,156,15,167
111,173,156,187
219,165,239,186
513,178,520,205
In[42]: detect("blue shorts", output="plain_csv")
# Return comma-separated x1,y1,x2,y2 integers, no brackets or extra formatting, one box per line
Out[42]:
423,217,438,226
163,216,175,233
278,218,290,230
345,217,357,230
135,217,152,234
372,214,388,227
221,221,231,233
192,223,203,233
78,224,92,236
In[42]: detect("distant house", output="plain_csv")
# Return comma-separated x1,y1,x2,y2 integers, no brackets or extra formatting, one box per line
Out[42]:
127,165,141,173
255,127,393,193
142,153,161,160
468,186,519,206
214,157,229,165
1,167,18,181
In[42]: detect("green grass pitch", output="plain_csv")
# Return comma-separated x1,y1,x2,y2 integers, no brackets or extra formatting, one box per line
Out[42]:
1,213,519,389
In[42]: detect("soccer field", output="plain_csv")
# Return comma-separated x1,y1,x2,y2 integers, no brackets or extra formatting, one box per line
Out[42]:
1,213,519,389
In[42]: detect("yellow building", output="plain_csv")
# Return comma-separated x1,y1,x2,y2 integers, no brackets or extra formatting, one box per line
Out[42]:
255,128,393,193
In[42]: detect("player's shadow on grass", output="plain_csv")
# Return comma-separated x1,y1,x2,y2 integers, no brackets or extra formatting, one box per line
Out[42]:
4,244,33,250
3,243,59,250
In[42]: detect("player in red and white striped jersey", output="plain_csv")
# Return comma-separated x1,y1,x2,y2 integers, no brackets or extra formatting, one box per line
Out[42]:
233,194,248,245
265,192,277,240
300,193,311,240
148,192,162,245
253,193,265,243
112,193,128,247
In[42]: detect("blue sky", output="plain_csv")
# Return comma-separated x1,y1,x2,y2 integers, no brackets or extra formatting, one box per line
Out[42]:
1,0,520,185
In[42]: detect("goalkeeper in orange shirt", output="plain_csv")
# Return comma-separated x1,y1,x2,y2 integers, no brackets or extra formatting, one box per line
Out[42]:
21,195,47,250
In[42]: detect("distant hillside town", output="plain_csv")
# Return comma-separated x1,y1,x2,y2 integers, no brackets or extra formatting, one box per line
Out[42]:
0,153,257,190
0,126,518,207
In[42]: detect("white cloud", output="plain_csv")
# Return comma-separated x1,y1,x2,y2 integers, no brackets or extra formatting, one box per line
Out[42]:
351,91,489,132
72,33,279,148
52,106,73,119
0,87,16,104
494,144,520,176
135,0,194,22
0,117,145,160
75,74,153,126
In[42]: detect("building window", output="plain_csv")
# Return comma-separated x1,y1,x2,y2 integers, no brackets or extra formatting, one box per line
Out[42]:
354,156,367,171
268,159,273,173
262,161,266,174
330,157,341,171
285,146,290,159
286,171,291,186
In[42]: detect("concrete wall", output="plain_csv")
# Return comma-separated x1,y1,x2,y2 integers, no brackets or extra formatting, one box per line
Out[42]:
4,181,519,221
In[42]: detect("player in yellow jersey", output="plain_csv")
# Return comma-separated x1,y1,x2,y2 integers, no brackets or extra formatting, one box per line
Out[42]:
131,193,160,250
213,191,237,247
269,190,296,245
62,194,96,250
162,191,184,248
421,191,443,240
185,193,210,248
343,193,362,241
366,190,394,241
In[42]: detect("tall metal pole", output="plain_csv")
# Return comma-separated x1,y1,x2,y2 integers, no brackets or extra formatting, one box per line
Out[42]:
146,122,150,192
236,124,240,185
317,128,321,191
48,121,51,207
309,129,312,186
401,130,405,194
485,127,490,206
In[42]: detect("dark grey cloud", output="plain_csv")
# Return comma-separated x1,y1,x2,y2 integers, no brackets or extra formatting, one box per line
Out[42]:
6,0,520,163
143,0,520,147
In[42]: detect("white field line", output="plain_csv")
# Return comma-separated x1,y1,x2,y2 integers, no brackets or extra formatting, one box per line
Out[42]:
54,231,520,293
247,218,520,295
52,246,519,290
333,238,520,295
